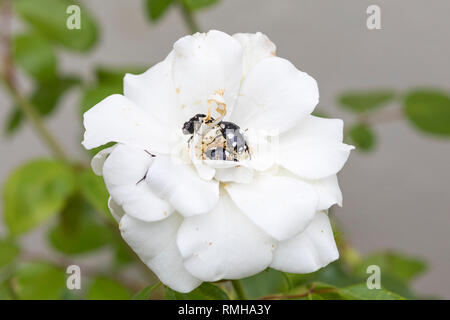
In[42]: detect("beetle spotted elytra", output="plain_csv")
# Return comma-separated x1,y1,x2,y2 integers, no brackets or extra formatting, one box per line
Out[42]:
182,113,250,162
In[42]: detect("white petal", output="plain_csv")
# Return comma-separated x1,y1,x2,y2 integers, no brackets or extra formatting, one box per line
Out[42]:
176,195,276,282
172,30,243,119
146,155,219,217
230,57,318,134
271,211,339,273
120,214,201,293
82,94,173,154
91,145,116,176
278,115,354,180
233,32,276,76
214,166,254,183
103,144,174,222
124,53,185,130
108,197,125,223
245,129,278,171
225,175,318,241
307,175,342,211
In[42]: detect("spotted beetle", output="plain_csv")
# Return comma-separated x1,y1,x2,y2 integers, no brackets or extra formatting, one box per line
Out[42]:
182,113,249,161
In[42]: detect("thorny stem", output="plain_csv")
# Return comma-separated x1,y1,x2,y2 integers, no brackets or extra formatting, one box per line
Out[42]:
0,0,69,162
231,280,247,300
177,0,200,34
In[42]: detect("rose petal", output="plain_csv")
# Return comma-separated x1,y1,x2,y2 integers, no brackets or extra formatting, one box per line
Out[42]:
214,166,254,183
107,197,125,223
82,94,173,154
91,145,116,176
103,144,173,222
307,175,342,211
278,115,354,180
146,155,219,217
271,211,339,273
172,30,243,119
225,174,318,241
124,52,185,130
230,56,318,134
176,195,276,282
120,214,201,293
233,32,276,76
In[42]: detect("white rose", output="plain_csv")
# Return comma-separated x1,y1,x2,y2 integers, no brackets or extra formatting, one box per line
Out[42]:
82,30,354,293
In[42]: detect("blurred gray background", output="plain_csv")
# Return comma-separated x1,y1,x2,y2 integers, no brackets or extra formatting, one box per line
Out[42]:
1,0,449,298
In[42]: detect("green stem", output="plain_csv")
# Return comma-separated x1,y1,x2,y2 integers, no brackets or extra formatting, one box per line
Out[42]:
231,280,247,300
1,76,69,162
177,0,200,33
0,0,69,162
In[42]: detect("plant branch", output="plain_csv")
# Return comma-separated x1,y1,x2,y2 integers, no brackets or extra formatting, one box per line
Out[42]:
259,284,338,300
358,107,404,126
0,0,69,162
231,280,247,300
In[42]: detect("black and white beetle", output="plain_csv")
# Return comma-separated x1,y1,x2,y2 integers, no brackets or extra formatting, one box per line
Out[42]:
182,113,249,161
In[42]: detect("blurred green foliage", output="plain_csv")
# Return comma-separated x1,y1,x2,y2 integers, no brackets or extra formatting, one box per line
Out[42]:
14,0,98,51
404,90,450,136
13,262,66,299
338,90,396,113
87,277,132,300
3,160,76,235
166,283,230,300
348,123,376,151
146,0,219,22
1,0,448,300
13,33,57,82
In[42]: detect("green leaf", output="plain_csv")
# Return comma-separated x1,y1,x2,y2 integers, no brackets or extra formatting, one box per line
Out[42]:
3,159,76,235
146,0,173,21
0,239,19,268
288,261,360,288
132,283,161,300
183,0,219,10
241,269,288,299
14,0,98,51
13,33,57,82
339,284,405,300
80,81,122,115
6,77,79,134
78,170,110,219
88,277,132,300
339,90,396,113
349,123,376,151
14,262,66,299
404,89,450,136
355,251,427,283
48,197,111,255
166,283,229,300
311,110,330,118
295,282,404,300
